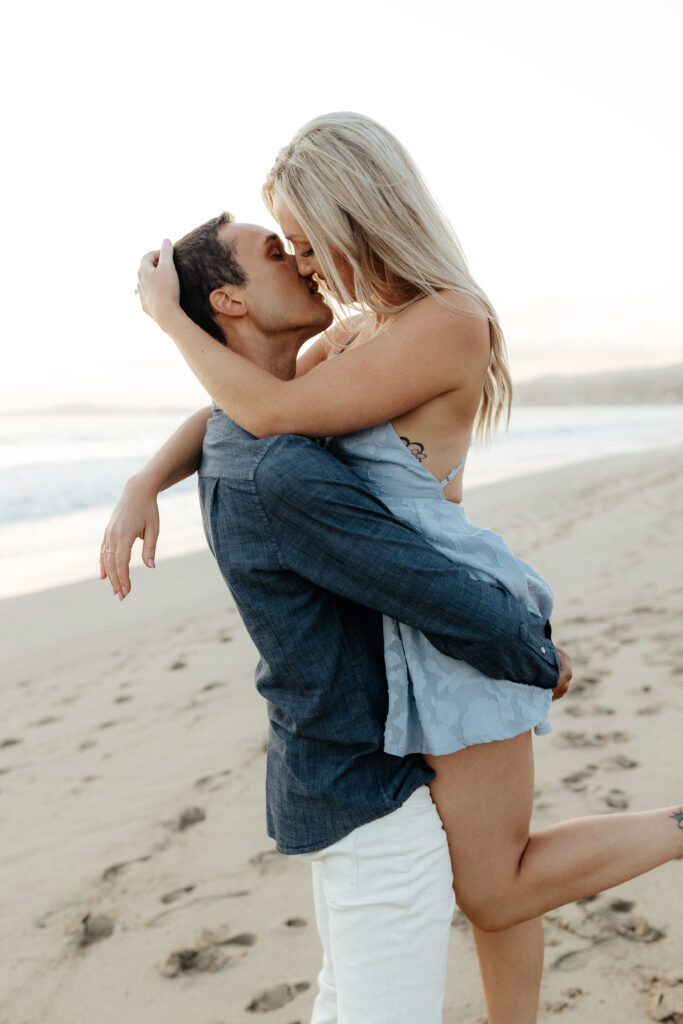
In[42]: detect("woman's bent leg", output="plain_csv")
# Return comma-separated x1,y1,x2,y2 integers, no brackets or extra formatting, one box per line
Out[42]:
470,919,544,1024
426,732,683,933
428,735,543,1023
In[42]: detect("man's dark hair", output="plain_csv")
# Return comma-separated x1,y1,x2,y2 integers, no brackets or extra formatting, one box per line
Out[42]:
173,212,247,345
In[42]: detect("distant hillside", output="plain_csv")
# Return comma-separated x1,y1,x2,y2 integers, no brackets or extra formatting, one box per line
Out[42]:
514,363,683,405
1,403,197,416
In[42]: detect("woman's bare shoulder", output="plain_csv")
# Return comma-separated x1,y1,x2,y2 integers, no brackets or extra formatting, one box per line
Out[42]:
391,290,490,356
407,289,489,322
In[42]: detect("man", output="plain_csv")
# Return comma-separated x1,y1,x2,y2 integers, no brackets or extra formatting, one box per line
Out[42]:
102,213,567,1023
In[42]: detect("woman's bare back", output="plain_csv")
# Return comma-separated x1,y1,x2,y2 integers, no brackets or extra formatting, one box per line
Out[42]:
328,291,490,502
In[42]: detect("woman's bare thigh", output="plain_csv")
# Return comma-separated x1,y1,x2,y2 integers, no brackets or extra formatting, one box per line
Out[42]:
424,731,535,916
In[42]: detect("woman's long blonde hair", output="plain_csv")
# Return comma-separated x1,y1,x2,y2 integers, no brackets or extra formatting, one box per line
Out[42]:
263,111,512,438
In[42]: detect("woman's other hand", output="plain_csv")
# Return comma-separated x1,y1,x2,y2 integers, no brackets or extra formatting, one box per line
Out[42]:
99,476,160,599
137,239,180,330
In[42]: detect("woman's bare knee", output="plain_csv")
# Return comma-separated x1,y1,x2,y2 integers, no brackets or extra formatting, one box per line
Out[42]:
454,847,529,932
456,888,522,933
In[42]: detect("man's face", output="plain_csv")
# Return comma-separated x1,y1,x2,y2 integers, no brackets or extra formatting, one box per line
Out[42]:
218,222,333,337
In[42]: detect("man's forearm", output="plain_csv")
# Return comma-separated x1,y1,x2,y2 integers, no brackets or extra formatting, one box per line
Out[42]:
258,437,560,688
132,406,212,493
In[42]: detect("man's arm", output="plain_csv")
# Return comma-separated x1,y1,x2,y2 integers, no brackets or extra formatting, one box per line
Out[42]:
255,436,560,689
100,406,212,596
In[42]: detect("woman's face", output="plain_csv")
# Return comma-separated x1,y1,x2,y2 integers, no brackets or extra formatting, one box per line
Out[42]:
272,190,356,302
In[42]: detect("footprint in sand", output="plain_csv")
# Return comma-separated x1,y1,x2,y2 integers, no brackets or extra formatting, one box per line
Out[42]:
560,895,665,946
564,703,615,718
583,784,631,811
146,890,249,927
195,768,232,789
161,945,231,977
608,898,634,912
77,912,115,947
162,924,257,978
0,737,22,748
178,806,206,829
160,885,196,904
647,976,683,1022
170,658,187,670
561,766,597,792
29,715,61,727
600,753,639,771
247,982,310,1012
162,806,206,831
601,904,665,943
556,730,629,749
285,918,308,929
548,897,667,966
542,987,584,1014
602,788,630,810
201,924,258,947
102,854,152,881
249,850,287,875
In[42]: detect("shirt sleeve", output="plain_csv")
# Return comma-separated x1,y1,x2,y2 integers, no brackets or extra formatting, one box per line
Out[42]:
255,436,559,688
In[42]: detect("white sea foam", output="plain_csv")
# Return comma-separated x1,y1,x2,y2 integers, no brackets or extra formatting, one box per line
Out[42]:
1,405,681,599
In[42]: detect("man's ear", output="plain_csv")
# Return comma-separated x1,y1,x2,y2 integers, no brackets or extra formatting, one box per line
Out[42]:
210,288,248,319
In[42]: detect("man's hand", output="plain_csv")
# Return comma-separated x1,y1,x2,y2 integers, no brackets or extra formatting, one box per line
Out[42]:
552,647,572,701
137,238,181,330
99,477,160,599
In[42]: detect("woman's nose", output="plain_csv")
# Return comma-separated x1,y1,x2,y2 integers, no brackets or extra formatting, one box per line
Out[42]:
296,253,316,278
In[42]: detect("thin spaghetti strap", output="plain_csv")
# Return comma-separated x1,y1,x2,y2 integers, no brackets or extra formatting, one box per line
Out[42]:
330,332,358,358
440,442,471,488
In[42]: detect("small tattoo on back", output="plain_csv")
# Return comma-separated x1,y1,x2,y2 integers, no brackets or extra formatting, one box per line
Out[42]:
400,436,427,462
671,810,683,831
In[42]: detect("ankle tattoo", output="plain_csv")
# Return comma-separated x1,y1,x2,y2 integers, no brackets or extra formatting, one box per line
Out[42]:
671,810,683,831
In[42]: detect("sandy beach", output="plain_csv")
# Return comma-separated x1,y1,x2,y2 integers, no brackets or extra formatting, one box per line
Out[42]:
1,446,682,1023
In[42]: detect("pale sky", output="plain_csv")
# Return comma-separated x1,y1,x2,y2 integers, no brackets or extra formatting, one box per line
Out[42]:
2,0,681,411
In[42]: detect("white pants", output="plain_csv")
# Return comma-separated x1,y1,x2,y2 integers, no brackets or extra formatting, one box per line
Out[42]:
300,786,454,1024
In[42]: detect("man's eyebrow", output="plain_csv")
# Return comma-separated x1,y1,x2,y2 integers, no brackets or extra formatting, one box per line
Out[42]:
263,233,280,246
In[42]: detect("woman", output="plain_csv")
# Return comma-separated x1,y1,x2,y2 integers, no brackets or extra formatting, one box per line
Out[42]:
121,113,683,1023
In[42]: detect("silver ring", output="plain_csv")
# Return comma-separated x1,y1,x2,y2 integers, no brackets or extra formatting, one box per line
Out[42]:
102,548,117,554
134,288,139,295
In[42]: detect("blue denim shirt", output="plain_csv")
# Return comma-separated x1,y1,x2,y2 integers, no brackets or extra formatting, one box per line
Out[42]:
199,411,559,854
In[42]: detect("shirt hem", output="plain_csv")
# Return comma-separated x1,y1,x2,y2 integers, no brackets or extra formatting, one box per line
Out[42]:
268,778,432,855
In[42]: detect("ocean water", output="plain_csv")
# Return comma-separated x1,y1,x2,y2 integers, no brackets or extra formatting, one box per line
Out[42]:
1,405,682,599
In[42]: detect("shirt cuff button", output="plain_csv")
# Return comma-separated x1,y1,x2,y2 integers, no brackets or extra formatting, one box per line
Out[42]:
541,646,546,654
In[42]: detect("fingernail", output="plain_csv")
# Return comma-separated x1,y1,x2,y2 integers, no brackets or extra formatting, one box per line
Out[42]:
117,593,124,601
147,558,155,568
122,587,129,597
112,587,117,595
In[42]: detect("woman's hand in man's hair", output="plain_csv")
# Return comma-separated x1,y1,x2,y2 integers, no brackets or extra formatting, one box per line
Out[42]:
137,239,181,332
